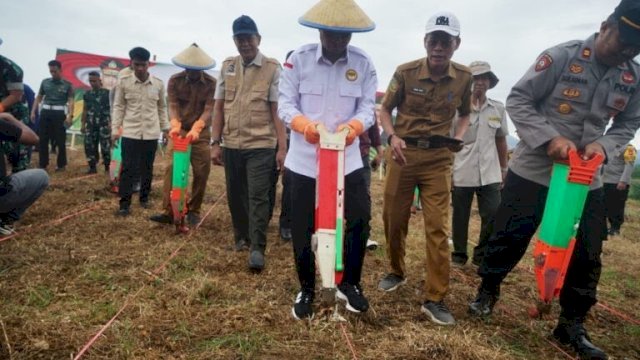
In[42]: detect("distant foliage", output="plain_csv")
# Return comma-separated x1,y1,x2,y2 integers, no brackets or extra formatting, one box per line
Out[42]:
630,166,640,200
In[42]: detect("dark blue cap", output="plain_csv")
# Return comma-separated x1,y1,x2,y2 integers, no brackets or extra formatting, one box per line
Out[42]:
233,15,259,36
613,0,640,45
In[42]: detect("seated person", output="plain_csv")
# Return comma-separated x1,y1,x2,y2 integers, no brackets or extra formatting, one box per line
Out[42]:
0,113,49,235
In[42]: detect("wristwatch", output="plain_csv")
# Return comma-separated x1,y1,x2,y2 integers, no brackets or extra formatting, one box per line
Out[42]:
387,133,396,146
210,138,221,146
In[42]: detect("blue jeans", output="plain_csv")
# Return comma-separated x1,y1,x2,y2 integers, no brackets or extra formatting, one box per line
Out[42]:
0,169,49,223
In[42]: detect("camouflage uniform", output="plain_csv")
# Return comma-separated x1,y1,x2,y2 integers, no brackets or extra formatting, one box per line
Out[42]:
82,88,111,167
0,55,30,172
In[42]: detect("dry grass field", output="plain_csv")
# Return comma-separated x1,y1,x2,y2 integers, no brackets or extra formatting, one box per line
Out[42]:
0,147,638,359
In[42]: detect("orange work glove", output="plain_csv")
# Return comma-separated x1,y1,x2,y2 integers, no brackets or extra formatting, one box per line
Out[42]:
185,119,206,142
169,118,181,137
336,119,364,145
291,114,320,144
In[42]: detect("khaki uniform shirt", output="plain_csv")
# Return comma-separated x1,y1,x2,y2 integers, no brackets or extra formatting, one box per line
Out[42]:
507,34,640,188
453,98,508,187
168,70,216,138
381,58,472,139
214,52,281,149
112,73,169,140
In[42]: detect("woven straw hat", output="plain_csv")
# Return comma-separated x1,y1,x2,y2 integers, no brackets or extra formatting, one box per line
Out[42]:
299,0,375,33
172,43,216,70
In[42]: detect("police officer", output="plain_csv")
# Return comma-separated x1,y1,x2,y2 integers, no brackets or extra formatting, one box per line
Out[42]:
32,60,74,172
377,11,471,326
279,0,377,319
451,61,508,267
469,1,640,358
210,16,287,272
81,71,111,174
603,144,636,236
1,38,31,173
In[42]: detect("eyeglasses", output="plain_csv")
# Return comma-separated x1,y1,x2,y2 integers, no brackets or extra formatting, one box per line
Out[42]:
426,35,455,49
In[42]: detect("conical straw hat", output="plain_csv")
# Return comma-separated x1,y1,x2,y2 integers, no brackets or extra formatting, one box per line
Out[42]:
299,0,375,33
172,43,216,70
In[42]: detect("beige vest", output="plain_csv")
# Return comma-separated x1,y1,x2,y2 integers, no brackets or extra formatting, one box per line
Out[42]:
222,55,279,149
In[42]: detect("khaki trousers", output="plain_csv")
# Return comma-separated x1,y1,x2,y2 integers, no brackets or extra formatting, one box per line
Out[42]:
383,146,453,302
162,137,212,215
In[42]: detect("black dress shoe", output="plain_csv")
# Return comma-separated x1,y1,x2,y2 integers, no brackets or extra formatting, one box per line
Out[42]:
280,227,292,241
468,289,499,317
87,166,97,174
149,213,173,224
553,321,608,359
249,250,265,272
186,212,201,226
116,208,130,217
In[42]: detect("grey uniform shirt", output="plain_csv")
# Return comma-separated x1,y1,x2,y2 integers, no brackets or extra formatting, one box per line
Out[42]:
453,98,508,187
507,33,640,188
602,146,634,184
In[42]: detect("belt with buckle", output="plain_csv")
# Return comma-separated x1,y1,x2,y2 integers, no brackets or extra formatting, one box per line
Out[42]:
403,137,443,149
42,104,66,111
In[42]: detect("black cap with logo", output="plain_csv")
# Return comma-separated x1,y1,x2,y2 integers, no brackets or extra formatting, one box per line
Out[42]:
233,15,259,36
614,0,640,45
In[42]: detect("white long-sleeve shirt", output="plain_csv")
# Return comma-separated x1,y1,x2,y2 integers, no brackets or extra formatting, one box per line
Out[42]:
278,43,377,178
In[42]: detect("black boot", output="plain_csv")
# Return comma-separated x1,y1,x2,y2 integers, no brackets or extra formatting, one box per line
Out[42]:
468,281,500,317
87,163,97,174
552,317,608,360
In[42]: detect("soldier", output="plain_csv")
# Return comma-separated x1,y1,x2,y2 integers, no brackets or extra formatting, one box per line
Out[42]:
279,0,377,319
377,11,471,326
211,15,287,272
1,38,31,173
450,61,508,267
81,71,111,174
32,60,74,172
112,47,169,216
468,1,640,358
603,144,636,236
150,43,216,227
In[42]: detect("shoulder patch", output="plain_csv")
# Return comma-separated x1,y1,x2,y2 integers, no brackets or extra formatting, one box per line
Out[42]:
535,53,553,72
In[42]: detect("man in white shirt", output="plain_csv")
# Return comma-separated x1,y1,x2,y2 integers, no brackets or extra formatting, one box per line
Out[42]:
278,0,377,320
451,61,508,267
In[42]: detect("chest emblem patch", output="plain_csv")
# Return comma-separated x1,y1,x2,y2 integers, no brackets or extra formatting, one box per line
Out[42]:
622,71,635,84
562,88,581,98
557,103,572,114
346,69,358,81
569,64,583,74
582,48,591,59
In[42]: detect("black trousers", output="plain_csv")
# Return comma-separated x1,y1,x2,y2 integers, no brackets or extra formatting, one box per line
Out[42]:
279,166,292,230
289,168,371,291
451,183,501,264
119,138,157,208
603,183,629,231
38,109,67,169
223,148,276,252
479,171,606,320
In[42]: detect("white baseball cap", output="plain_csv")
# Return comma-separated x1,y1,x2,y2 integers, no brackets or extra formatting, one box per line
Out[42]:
425,11,460,36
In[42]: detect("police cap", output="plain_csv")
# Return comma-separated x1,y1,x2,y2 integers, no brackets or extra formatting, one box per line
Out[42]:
233,15,259,36
613,0,640,45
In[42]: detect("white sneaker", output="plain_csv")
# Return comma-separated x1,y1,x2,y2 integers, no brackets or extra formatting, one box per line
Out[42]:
0,224,16,236
366,239,379,250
